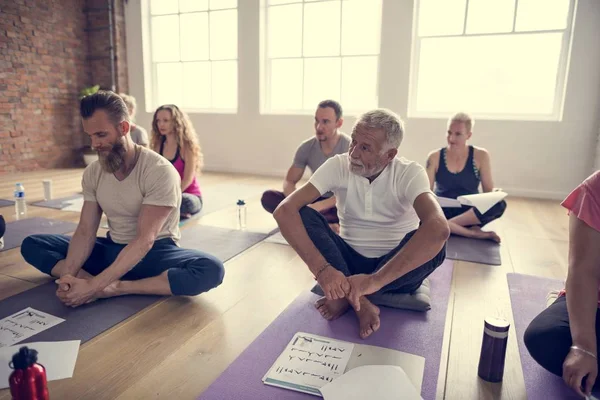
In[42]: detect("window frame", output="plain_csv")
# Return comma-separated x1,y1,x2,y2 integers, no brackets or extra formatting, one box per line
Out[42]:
147,1,239,114
407,0,577,121
260,0,383,116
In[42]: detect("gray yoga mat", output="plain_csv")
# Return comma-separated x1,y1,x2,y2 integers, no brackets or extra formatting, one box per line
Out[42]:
179,225,268,262
30,194,83,210
0,225,269,345
0,282,162,345
0,199,15,207
1,217,78,252
507,273,600,399
445,234,501,265
199,260,454,400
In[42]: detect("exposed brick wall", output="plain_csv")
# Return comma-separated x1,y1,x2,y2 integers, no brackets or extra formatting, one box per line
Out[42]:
0,0,128,173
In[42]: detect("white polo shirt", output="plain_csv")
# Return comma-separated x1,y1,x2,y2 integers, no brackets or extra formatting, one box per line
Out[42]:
309,154,432,258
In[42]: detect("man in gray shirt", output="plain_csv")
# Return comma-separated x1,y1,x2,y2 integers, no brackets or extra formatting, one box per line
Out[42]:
261,100,351,229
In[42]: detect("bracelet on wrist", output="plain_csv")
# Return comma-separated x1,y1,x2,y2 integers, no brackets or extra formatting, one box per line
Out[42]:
571,345,597,359
314,263,331,280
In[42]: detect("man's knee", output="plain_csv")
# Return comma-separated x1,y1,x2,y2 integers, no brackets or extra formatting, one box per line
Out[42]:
176,256,225,296
261,190,284,214
20,235,45,261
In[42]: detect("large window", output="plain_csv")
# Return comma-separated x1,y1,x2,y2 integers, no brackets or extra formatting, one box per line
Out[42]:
409,0,575,120
262,0,383,114
149,0,238,111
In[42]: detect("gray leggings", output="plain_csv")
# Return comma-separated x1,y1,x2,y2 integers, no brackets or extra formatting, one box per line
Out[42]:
181,193,203,215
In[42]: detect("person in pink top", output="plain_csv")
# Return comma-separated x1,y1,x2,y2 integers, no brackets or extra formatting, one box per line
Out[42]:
150,104,203,219
525,170,600,398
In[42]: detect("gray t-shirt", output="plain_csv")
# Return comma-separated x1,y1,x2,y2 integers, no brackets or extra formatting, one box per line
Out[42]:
293,132,351,174
130,125,149,146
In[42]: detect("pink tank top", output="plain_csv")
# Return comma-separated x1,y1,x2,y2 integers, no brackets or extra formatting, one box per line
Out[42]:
160,140,202,197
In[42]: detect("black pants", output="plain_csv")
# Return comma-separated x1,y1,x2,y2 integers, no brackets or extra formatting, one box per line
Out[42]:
442,200,507,227
524,296,600,378
261,190,339,223
300,207,446,294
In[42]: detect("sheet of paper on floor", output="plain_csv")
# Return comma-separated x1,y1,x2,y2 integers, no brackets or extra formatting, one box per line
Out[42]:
0,340,80,389
0,307,65,348
61,197,85,212
320,365,422,400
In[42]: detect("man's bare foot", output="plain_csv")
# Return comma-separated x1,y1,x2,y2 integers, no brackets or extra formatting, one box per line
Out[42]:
355,297,381,339
96,281,121,299
315,297,350,321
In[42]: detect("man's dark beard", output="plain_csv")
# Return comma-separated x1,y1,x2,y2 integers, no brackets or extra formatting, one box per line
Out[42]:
98,140,126,173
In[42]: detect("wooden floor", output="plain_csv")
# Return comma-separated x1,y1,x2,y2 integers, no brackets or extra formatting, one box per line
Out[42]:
0,169,569,400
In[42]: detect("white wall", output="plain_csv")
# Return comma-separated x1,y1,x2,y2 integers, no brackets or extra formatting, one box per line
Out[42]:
126,0,600,199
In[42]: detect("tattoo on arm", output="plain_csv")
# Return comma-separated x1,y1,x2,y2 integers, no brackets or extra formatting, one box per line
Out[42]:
426,158,431,169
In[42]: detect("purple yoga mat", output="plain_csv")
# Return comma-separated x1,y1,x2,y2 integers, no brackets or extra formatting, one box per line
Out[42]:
0,199,15,207
507,273,600,399
1,217,77,252
0,282,161,345
199,260,454,400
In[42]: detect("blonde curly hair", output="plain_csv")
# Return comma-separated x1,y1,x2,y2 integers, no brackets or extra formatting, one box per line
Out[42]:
150,105,203,172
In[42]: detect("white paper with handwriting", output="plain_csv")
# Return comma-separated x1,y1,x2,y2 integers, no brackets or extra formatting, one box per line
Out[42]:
0,308,65,348
263,332,354,396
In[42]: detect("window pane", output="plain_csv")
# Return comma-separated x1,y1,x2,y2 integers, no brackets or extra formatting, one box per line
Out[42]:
303,2,341,57
211,60,237,109
151,0,178,15
269,59,304,111
182,62,211,109
516,0,570,32
179,0,208,13
151,16,180,62
156,63,182,106
418,0,466,36
210,10,237,60
415,33,563,115
303,57,341,109
341,56,378,110
268,4,302,58
210,0,237,10
466,0,515,34
341,0,382,56
180,13,209,61
268,0,298,4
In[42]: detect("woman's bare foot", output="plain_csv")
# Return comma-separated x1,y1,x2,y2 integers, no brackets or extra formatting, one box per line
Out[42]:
315,297,350,321
469,227,501,243
355,297,381,339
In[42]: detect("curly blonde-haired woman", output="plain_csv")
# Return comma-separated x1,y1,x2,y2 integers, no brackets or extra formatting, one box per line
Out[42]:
151,104,204,219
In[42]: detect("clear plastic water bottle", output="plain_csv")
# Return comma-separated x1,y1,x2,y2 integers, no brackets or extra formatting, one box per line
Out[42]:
237,199,247,230
14,183,27,219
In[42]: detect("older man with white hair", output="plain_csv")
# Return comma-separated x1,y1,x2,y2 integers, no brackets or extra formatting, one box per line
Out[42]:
274,109,450,339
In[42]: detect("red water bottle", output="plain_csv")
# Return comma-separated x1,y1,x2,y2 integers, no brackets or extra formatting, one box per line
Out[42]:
8,346,49,400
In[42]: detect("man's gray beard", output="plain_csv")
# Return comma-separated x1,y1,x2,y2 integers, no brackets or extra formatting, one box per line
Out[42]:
98,141,126,173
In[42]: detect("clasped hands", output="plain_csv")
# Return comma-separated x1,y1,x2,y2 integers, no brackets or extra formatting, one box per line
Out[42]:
316,265,382,311
54,274,99,308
